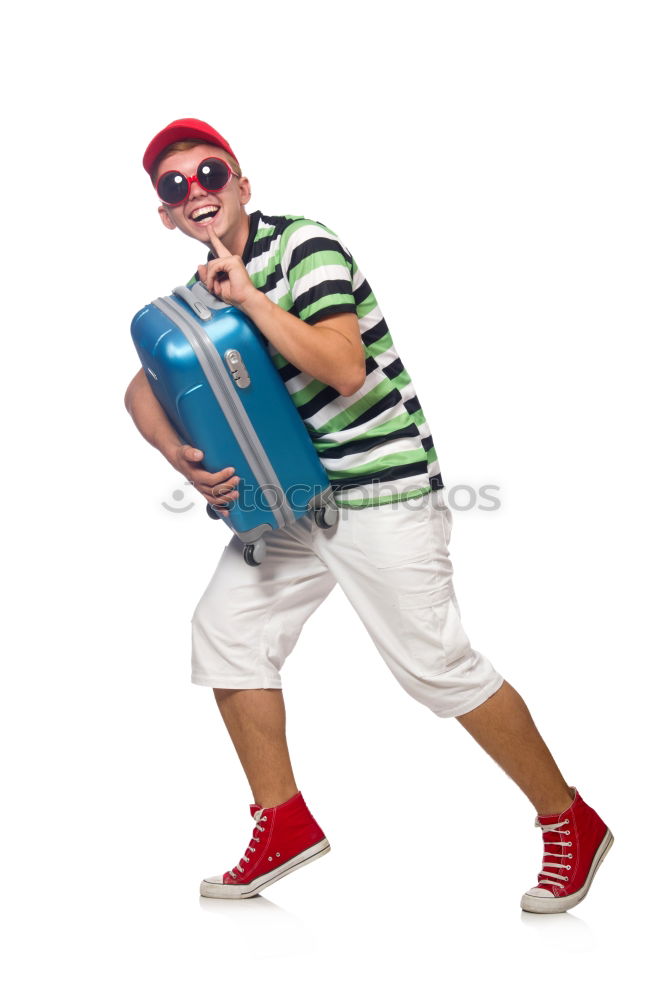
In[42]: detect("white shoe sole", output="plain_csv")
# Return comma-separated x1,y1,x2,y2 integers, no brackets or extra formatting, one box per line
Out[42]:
520,828,614,914
200,838,331,899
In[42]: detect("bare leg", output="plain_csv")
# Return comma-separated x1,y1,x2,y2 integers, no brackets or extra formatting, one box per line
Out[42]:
456,680,574,815
213,688,298,808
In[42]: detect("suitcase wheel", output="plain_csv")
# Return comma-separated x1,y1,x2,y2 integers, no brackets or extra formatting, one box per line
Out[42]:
314,505,339,529
243,538,267,567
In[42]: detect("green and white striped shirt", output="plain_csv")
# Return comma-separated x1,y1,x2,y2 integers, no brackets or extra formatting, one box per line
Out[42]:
219,210,443,508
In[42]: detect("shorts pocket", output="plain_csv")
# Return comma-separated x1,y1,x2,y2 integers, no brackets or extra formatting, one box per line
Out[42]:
397,580,472,674
440,504,453,547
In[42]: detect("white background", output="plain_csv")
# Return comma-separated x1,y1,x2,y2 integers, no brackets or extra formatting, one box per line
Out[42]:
2,1,660,997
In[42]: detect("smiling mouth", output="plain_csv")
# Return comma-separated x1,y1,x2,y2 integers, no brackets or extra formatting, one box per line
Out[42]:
191,206,220,225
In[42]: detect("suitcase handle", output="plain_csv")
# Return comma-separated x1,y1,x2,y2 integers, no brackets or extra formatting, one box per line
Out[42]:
173,282,226,321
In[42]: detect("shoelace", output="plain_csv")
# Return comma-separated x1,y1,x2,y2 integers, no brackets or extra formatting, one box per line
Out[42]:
535,817,574,888
229,809,267,878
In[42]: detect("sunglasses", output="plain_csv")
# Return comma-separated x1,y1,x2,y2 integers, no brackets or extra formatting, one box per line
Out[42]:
156,156,239,206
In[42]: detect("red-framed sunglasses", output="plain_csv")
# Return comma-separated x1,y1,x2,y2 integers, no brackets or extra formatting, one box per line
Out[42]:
156,156,239,206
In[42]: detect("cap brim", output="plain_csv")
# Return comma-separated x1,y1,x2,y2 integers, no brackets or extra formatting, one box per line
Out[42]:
143,119,238,175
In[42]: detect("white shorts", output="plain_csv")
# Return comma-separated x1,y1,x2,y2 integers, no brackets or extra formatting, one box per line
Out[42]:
191,489,504,718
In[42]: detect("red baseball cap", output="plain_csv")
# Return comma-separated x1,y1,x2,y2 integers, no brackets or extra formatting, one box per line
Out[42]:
143,118,239,177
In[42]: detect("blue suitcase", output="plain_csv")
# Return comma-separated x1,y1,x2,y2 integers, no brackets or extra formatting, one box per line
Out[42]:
130,281,338,565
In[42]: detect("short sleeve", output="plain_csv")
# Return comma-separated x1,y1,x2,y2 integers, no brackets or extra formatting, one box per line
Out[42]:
280,220,358,325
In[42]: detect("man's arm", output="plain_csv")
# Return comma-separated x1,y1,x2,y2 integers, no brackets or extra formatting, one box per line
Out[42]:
246,303,365,397
124,369,182,462
124,369,239,518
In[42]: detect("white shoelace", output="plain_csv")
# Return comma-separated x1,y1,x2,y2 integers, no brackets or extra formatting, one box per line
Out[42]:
535,817,574,888
229,809,266,878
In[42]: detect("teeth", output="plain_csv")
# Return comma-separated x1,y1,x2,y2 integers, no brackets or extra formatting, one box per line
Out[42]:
192,206,219,221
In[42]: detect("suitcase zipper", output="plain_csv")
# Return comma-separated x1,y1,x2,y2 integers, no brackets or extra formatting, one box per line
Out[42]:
153,295,294,530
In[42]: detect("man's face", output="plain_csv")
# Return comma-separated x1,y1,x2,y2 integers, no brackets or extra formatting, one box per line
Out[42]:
155,143,251,250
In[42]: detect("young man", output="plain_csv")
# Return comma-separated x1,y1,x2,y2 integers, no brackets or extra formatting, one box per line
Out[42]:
125,118,613,912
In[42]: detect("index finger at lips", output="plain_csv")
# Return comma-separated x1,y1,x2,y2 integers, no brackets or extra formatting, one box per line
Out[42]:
208,228,232,261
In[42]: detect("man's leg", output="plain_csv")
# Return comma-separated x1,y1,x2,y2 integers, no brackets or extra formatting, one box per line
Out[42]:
213,688,298,808
311,493,612,911
455,680,574,815
193,525,336,899
202,687,330,899
459,680,614,914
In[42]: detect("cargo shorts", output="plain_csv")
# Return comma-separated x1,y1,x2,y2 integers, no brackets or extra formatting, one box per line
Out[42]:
190,488,504,718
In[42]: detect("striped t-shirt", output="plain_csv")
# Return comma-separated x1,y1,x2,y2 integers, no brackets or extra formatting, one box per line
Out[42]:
212,210,444,508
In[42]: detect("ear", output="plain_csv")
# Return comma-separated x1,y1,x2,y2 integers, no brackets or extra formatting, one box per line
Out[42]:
158,204,177,231
237,176,252,207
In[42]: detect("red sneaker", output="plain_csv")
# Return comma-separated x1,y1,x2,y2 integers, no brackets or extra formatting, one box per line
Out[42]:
200,791,330,899
520,787,614,913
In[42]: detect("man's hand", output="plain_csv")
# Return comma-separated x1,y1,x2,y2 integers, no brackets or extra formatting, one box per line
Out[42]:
168,444,240,519
198,230,259,310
